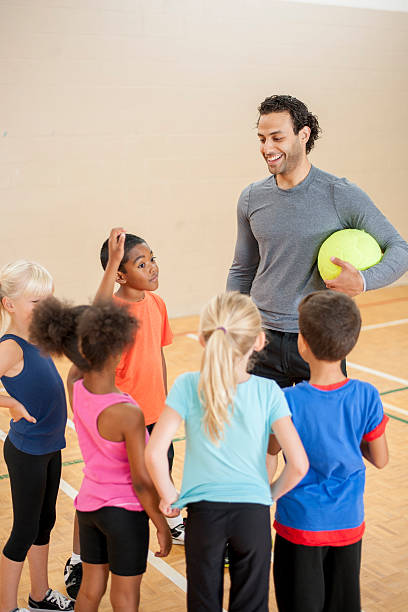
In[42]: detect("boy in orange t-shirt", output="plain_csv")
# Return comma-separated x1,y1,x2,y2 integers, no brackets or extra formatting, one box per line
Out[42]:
95,227,184,544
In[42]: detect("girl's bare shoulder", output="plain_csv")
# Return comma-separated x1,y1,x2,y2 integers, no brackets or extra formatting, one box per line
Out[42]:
0,339,24,377
98,401,145,441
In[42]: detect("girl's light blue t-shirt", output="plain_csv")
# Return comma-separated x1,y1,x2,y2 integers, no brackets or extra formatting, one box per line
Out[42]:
167,372,291,509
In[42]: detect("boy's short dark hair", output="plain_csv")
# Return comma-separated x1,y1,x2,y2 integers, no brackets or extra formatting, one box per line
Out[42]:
298,291,361,361
100,234,146,272
258,94,321,154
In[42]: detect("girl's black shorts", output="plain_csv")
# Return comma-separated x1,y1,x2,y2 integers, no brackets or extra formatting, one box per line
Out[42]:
76,506,149,576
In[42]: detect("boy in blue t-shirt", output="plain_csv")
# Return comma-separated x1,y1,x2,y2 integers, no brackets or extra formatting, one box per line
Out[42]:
269,290,389,612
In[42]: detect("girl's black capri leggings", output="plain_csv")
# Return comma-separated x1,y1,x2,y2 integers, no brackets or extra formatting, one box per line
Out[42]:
3,436,61,562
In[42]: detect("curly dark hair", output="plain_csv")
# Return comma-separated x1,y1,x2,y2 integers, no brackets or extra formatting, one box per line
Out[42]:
100,233,146,272
258,95,321,154
298,291,361,361
29,298,90,370
30,297,139,372
78,301,139,370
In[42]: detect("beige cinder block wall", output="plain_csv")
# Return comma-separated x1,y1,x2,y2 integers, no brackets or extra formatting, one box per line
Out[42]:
1,0,407,316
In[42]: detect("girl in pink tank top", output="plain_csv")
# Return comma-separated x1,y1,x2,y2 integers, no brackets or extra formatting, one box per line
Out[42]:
31,298,172,612
73,381,148,513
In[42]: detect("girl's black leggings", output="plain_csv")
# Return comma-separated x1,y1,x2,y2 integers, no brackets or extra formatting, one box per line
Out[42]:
3,436,61,562
185,501,272,612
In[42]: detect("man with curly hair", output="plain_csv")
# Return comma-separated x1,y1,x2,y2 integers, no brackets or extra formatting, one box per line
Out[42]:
227,94,408,387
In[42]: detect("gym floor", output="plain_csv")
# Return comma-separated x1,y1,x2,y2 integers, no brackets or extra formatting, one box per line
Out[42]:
0,285,407,611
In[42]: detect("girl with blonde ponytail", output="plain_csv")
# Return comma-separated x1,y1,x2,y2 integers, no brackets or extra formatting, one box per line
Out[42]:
198,291,265,442
146,291,309,612
0,260,74,612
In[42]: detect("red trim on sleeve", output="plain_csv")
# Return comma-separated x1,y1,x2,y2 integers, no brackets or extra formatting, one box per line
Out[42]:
274,520,365,547
363,414,389,442
311,379,349,391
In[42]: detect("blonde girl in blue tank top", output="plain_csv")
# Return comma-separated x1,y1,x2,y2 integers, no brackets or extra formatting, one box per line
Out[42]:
0,260,74,612
146,291,309,612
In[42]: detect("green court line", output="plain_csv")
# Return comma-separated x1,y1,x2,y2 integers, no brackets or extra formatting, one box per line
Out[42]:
379,388,408,422
380,386,408,396
2,412,406,481
0,457,84,480
0,437,187,481
385,412,408,425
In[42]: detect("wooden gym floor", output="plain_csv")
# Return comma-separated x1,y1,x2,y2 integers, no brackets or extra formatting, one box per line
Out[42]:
0,285,407,611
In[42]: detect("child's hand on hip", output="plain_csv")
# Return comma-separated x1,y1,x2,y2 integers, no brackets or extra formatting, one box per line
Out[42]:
10,400,36,424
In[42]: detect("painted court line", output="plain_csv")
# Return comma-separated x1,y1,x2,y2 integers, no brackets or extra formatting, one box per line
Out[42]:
1,317,405,605
361,318,408,331
337,364,408,418
380,386,408,396
188,324,408,338
358,296,408,309
185,333,408,420
57,475,224,611
50,480,195,604
147,552,187,591
58,477,79,500
347,362,408,387
382,402,408,418
0,428,226,610
186,333,199,341
186,333,408,388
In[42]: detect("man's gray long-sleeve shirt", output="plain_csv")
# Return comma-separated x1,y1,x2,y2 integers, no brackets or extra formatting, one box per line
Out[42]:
226,165,408,332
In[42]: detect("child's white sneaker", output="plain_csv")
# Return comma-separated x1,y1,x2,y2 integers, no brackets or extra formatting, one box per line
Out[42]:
170,520,185,545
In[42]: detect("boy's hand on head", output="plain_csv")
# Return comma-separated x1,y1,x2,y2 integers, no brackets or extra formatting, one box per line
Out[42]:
155,524,172,557
94,227,125,303
10,400,36,424
325,258,364,297
108,227,126,267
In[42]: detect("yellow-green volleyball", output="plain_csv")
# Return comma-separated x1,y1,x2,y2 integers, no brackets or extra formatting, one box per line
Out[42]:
318,229,383,281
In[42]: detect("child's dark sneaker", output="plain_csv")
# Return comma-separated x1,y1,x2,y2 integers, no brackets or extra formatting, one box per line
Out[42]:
64,557,83,599
28,588,74,611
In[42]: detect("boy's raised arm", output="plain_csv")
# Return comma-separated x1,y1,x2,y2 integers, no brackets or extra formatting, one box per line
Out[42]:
94,227,125,304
